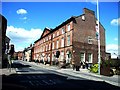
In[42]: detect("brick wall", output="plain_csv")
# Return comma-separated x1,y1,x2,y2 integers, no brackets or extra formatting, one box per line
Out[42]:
33,8,106,66
72,8,106,64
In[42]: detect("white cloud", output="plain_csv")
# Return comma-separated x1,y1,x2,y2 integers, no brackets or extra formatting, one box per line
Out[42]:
111,18,120,26
106,44,119,58
16,9,27,15
6,26,43,52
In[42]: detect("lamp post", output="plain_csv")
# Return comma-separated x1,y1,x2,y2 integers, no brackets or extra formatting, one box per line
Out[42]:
97,0,101,75
113,53,119,59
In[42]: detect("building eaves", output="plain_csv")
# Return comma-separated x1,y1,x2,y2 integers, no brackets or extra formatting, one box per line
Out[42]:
34,16,81,44
51,16,76,33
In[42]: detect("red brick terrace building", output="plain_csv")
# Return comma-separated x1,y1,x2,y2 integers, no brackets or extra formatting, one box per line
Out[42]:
33,8,106,67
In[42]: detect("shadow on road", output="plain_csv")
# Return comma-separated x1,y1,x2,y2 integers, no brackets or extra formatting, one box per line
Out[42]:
11,63,31,68
2,73,120,90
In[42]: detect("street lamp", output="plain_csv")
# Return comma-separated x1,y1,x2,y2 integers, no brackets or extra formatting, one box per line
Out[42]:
97,0,101,75
113,53,119,59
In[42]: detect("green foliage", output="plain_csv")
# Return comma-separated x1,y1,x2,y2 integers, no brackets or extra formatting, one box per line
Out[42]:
90,64,98,73
109,60,120,67
101,60,109,67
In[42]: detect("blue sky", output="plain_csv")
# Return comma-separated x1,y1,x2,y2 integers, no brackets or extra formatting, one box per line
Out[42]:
2,2,119,58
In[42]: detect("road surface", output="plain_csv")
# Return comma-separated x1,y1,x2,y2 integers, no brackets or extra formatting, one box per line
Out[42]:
2,60,120,90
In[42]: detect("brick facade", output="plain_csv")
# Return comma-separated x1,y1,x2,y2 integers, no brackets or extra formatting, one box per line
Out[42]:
18,51,23,60
33,8,106,67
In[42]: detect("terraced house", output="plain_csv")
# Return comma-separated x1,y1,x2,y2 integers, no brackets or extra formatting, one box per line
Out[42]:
33,8,106,67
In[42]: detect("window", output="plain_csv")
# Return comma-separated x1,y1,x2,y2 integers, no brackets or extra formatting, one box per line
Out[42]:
49,43,51,50
43,46,45,51
44,39,45,42
46,37,48,41
88,53,93,63
41,40,43,44
82,15,85,21
61,37,64,47
56,40,59,49
52,42,54,49
46,45,48,51
88,36,92,44
80,53,85,62
66,51,71,63
96,20,99,25
49,35,51,40
67,24,70,31
53,34,55,38
67,35,70,46
42,46,44,51
61,28,65,34
60,51,64,61
57,31,59,36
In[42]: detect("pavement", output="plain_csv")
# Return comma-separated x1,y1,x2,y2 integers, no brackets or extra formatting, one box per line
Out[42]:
0,68,16,76
1,60,120,87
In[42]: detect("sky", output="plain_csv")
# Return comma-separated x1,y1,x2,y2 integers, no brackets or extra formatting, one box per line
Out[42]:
1,1,119,58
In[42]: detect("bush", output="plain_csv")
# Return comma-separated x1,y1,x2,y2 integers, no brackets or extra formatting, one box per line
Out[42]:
101,60,109,67
116,69,120,75
110,60,120,67
90,64,98,73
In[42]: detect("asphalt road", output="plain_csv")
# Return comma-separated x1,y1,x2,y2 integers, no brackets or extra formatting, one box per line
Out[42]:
2,60,120,90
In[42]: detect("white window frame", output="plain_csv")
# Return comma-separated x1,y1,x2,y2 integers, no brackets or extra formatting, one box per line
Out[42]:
60,51,64,61
56,40,59,49
80,53,85,62
67,24,70,31
67,35,70,46
52,42,54,49
57,31,59,36
82,15,85,21
61,37,64,47
49,35,51,40
53,34,55,38
88,53,93,63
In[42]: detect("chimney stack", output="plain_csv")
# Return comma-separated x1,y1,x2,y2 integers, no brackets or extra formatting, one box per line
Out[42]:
83,8,95,15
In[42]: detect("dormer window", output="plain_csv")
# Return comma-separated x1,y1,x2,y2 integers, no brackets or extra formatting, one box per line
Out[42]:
96,20,99,25
82,15,85,21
